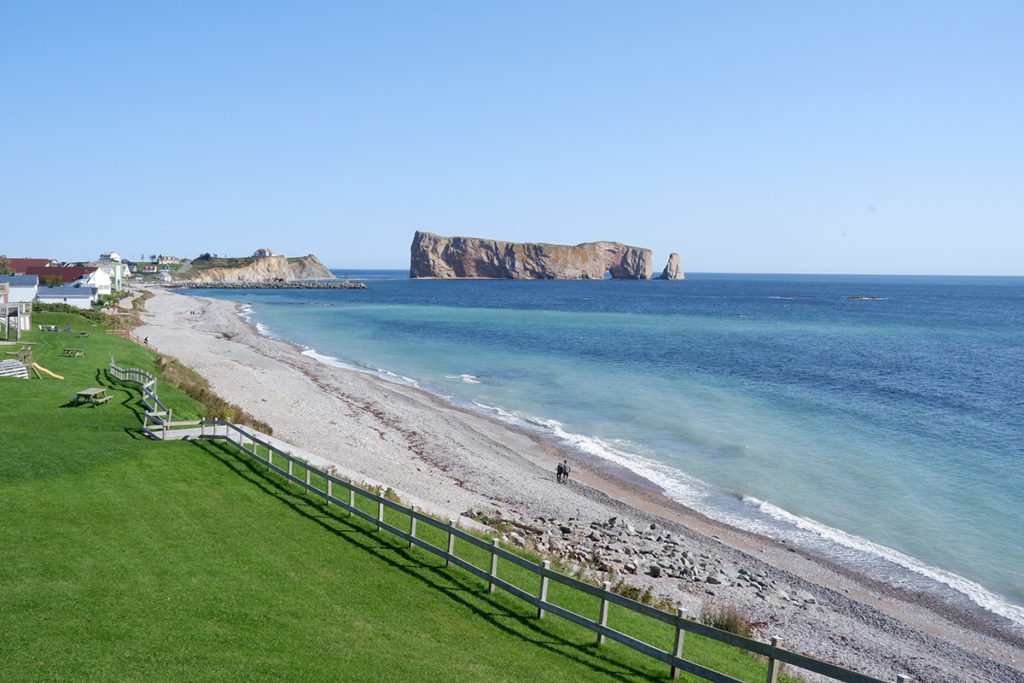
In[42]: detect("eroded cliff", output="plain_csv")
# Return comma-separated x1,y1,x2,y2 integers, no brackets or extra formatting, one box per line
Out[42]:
185,254,335,283
410,231,652,280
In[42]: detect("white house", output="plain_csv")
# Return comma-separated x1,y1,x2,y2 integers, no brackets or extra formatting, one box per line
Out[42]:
36,286,95,309
0,274,39,303
100,251,122,262
76,269,112,297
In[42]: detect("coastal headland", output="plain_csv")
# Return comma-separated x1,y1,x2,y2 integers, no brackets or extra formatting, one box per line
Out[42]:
137,287,1024,683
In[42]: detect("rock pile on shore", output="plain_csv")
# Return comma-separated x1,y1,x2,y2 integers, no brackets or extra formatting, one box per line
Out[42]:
475,511,825,612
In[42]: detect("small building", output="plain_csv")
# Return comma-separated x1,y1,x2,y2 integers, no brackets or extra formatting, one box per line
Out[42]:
75,269,112,297
100,251,122,262
253,248,276,258
156,271,172,282
88,261,129,292
157,255,180,265
0,274,39,303
36,285,95,309
142,264,158,274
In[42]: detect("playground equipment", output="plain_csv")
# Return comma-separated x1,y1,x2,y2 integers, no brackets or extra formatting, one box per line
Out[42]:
32,362,64,380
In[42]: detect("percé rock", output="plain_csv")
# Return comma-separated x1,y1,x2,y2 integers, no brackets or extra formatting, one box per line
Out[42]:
187,254,335,283
410,231,653,280
657,253,685,280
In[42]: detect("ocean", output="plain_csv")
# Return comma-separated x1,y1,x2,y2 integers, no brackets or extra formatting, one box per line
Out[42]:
190,271,1024,631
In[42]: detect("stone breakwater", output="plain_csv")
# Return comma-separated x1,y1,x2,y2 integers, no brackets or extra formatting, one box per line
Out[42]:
175,280,368,290
474,510,825,613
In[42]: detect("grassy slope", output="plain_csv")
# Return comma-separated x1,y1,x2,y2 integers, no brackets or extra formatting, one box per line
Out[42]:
0,311,786,682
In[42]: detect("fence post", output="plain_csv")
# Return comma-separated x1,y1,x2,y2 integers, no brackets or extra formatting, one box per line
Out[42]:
409,506,416,548
765,636,782,683
267,447,272,471
670,608,686,680
377,500,384,531
538,560,550,619
163,409,170,439
288,459,293,478
488,538,499,594
305,466,311,489
446,519,456,567
327,479,332,506
349,488,355,517
597,580,611,645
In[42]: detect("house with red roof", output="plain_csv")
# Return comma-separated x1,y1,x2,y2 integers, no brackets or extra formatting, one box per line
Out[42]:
8,258,58,273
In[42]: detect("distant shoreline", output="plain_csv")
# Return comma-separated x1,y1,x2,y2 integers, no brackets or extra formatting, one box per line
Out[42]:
173,280,368,289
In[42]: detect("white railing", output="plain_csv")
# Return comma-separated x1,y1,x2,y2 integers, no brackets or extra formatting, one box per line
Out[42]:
108,357,171,438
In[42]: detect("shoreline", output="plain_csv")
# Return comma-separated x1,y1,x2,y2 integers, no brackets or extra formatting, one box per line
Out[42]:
137,286,1024,682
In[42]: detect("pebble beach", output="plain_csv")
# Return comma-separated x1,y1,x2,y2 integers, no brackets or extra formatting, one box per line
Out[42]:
136,286,1024,683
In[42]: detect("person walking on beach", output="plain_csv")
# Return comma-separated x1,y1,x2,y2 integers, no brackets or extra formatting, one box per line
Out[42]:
561,460,570,484
556,461,564,483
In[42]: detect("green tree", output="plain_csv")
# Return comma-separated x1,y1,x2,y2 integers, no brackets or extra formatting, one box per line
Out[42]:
0,255,11,275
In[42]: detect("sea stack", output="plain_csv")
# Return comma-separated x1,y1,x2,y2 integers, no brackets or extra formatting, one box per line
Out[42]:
657,253,685,280
409,231,653,280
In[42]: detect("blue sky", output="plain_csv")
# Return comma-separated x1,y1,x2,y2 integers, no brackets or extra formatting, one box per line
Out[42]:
2,1,1021,274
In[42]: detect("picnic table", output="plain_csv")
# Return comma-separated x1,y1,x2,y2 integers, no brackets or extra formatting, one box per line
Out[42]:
60,348,85,357
74,387,111,406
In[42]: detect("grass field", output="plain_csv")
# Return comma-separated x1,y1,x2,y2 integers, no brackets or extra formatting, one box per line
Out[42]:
0,310,792,682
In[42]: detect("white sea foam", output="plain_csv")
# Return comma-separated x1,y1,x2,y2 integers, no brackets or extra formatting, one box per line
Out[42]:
446,374,480,384
235,303,278,338
468,402,716,509
747,497,1024,629
299,348,421,389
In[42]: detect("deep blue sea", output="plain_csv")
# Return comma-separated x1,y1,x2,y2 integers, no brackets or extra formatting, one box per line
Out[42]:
190,271,1024,629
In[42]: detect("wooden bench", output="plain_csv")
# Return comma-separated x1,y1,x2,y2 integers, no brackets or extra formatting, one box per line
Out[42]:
93,396,112,404
77,331,90,338
60,348,85,357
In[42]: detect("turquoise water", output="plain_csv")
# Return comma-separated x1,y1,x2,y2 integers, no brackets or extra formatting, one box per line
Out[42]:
191,272,1024,629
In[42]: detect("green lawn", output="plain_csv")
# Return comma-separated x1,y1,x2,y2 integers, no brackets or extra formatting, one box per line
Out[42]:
0,311,791,682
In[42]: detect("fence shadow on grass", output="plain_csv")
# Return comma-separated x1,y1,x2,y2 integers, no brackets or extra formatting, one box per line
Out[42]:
199,439,659,682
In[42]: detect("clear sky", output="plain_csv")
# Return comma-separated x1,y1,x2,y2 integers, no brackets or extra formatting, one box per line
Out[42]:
2,2,1022,274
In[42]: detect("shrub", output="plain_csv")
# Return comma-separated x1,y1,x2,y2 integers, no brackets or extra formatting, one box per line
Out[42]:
699,603,753,638
33,302,107,324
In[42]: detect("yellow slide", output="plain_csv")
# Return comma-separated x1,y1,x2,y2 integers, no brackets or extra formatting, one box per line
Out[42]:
32,363,64,380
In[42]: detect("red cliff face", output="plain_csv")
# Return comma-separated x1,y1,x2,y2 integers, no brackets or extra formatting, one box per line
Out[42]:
409,232,653,280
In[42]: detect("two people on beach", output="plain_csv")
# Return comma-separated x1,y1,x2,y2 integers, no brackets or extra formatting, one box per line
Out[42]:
556,460,571,484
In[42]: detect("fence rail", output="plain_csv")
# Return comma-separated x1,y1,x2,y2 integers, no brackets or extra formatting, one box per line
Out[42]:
107,358,906,683
108,358,170,438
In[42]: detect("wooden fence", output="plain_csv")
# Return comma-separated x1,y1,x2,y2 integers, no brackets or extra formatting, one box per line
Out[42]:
108,358,910,683
108,357,172,438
